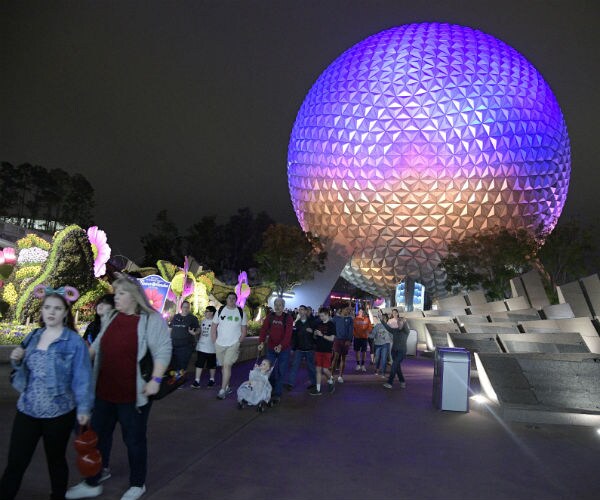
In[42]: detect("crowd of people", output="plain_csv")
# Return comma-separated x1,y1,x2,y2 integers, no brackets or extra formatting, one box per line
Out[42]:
1,284,411,500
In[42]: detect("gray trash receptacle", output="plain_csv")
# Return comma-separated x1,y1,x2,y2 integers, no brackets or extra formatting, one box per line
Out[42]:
433,347,470,412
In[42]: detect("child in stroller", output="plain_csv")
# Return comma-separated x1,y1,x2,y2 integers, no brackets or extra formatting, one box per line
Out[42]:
237,358,273,412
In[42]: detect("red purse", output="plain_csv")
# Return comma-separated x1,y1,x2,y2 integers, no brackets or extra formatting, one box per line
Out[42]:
74,425,98,453
74,426,102,477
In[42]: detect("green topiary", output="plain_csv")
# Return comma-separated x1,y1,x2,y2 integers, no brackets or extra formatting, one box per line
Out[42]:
15,225,96,322
2,283,18,306
16,265,42,281
136,267,159,277
72,279,113,321
157,260,178,281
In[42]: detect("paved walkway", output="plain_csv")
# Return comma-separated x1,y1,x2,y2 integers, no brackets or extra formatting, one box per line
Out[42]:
1,354,599,500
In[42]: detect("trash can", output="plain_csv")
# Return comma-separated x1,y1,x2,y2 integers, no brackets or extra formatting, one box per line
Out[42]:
432,347,470,412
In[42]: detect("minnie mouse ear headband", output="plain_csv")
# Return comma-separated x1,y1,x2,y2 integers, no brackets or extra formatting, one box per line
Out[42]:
33,285,80,303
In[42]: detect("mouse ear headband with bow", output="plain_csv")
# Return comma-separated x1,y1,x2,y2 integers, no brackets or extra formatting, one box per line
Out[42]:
33,285,80,303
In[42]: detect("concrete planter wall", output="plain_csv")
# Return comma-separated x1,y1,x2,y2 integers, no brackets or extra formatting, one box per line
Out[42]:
236,336,261,364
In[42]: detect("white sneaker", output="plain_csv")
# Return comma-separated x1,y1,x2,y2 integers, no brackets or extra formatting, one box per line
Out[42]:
337,376,344,384
355,365,361,371
400,382,407,388
121,485,146,500
66,481,103,499
361,365,366,372
98,468,111,484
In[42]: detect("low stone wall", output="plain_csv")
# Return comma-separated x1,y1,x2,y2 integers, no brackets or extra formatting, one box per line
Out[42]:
237,336,261,364
0,337,262,402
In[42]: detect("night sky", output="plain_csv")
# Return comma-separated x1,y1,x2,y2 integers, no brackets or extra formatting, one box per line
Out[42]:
2,0,599,262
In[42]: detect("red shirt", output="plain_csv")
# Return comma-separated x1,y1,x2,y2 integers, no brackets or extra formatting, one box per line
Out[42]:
258,312,293,350
96,313,140,403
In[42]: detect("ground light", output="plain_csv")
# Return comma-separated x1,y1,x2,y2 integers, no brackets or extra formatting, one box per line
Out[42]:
473,352,499,404
470,394,489,404
596,428,600,436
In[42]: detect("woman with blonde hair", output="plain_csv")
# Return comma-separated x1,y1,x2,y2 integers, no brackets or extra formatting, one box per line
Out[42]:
66,274,172,500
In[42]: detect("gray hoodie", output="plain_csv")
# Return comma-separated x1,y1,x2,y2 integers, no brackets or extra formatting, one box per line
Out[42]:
91,310,172,408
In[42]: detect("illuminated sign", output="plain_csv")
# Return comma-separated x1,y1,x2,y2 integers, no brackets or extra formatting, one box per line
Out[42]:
139,275,171,313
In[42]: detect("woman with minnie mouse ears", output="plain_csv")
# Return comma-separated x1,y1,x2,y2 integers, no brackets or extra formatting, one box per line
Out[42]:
0,285,93,500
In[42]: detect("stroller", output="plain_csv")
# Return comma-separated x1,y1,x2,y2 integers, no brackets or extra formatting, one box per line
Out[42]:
237,357,275,412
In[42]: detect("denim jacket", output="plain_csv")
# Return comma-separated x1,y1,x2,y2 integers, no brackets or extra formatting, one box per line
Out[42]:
11,327,94,415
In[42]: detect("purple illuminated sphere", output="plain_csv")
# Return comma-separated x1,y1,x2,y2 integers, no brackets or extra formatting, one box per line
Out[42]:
287,23,570,296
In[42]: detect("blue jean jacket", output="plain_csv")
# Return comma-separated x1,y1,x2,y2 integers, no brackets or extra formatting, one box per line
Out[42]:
11,327,94,415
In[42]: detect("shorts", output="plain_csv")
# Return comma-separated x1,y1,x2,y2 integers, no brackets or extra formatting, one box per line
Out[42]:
333,339,349,355
195,351,217,369
215,342,240,366
315,351,332,368
353,338,368,352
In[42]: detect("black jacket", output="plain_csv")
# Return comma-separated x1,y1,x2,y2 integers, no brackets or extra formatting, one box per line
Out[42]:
292,317,316,351
382,320,410,351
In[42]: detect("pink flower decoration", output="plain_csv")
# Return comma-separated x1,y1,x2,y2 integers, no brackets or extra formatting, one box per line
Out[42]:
33,285,47,299
63,286,80,303
1,247,16,265
235,271,251,308
145,288,164,311
87,226,111,278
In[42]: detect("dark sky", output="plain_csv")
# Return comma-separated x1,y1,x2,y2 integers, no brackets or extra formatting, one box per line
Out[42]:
2,0,599,261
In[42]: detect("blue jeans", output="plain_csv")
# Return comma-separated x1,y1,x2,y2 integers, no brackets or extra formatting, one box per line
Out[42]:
388,349,406,385
374,344,390,374
86,399,152,487
171,344,194,372
266,349,290,398
286,350,316,387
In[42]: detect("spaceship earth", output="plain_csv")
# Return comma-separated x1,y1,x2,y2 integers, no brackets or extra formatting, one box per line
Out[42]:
287,23,570,297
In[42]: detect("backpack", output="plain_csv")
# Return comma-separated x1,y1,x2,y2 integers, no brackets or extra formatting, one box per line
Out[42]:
218,305,244,322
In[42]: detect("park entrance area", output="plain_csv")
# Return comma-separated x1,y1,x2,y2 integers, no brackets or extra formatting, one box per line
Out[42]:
1,353,598,500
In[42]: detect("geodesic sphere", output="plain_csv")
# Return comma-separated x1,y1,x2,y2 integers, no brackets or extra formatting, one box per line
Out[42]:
287,23,570,296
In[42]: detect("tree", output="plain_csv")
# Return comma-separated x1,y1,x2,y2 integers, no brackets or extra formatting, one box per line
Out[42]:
438,226,538,300
0,162,96,231
221,208,274,272
185,215,222,272
43,168,71,232
140,210,183,266
64,173,95,228
254,223,327,297
184,207,274,280
538,218,597,287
